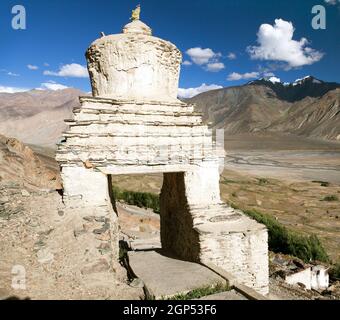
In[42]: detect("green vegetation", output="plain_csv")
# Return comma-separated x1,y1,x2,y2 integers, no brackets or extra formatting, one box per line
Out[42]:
163,282,230,300
257,178,269,185
312,180,330,187
322,195,338,202
221,178,237,184
111,185,160,214
329,262,340,280
230,203,329,263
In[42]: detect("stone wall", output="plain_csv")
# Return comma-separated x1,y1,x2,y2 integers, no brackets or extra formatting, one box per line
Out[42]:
198,220,269,295
56,166,125,297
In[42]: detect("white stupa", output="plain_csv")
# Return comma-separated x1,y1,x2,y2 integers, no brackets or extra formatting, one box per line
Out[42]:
56,6,269,297
86,18,182,102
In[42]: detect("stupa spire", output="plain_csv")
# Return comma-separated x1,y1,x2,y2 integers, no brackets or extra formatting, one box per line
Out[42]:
130,4,141,21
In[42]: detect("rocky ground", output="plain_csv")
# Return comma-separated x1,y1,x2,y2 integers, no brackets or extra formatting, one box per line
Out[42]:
0,135,143,300
0,134,61,191
0,185,144,300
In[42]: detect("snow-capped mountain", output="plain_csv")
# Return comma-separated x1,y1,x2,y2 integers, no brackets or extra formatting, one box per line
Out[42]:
248,76,340,102
188,76,340,141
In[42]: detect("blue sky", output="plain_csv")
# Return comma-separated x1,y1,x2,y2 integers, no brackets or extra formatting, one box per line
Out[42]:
0,0,339,97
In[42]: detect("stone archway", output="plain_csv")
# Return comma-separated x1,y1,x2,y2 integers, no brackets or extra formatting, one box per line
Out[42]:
58,163,269,295
56,16,269,295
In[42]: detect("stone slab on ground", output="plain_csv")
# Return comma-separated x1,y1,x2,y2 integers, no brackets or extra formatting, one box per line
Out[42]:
128,250,226,299
129,238,161,251
197,290,247,300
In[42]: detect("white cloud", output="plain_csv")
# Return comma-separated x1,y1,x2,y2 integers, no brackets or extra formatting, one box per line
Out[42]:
178,83,223,99
0,69,19,77
7,72,20,77
39,81,69,91
44,63,88,78
185,47,225,72
27,64,39,70
43,62,50,67
324,0,340,4
182,60,192,66
205,62,225,72
0,85,29,93
0,81,70,93
263,72,275,77
186,47,219,65
227,52,237,60
247,19,324,68
227,72,259,81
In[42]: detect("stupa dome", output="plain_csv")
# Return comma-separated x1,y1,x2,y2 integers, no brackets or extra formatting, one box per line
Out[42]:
86,18,182,102
122,19,152,36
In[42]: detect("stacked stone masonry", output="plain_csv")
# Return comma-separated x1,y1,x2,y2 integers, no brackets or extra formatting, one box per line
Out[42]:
56,17,269,295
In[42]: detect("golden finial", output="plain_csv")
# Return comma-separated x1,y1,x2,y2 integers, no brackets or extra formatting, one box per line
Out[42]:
130,4,141,21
